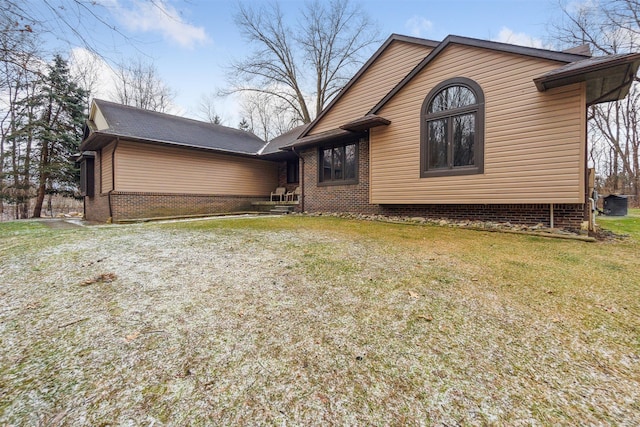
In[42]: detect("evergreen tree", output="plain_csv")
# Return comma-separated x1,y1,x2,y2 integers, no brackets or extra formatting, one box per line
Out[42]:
31,55,87,217
238,117,251,132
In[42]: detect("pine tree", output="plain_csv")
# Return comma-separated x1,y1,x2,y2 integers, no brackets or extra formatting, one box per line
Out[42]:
238,117,251,132
31,55,87,218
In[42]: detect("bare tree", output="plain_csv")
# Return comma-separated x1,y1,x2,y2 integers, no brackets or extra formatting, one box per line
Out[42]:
0,9,42,218
554,0,640,201
225,0,379,126
240,92,299,142
198,92,224,125
68,49,103,111
113,58,175,113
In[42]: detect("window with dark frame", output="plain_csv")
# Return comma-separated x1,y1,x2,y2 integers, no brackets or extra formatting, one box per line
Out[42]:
286,159,299,183
421,77,484,177
319,141,358,184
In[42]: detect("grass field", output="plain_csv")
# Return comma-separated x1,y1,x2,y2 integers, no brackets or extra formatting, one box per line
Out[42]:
0,213,639,425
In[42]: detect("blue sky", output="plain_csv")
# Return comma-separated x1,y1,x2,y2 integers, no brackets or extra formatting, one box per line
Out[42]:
49,0,572,125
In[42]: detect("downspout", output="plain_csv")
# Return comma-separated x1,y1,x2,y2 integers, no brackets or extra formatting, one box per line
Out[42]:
107,137,119,222
549,203,554,229
291,146,304,212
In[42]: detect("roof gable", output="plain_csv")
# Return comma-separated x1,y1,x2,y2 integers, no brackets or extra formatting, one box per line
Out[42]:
370,35,590,114
301,34,438,137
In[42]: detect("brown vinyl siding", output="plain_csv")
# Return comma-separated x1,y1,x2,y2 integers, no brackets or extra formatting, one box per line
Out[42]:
309,41,433,135
371,44,586,205
113,140,278,195
100,142,115,194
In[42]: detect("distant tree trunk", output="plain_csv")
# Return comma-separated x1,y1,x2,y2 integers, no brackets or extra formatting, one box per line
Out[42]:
32,140,49,218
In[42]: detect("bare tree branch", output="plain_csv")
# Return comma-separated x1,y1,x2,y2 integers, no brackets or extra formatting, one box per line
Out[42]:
223,0,380,132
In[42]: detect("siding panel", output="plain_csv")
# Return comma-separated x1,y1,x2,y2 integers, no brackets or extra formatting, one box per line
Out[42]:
371,44,586,205
310,41,432,135
114,141,278,195
100,142,114,193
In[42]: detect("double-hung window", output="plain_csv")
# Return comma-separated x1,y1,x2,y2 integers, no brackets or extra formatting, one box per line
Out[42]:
421,77,484,177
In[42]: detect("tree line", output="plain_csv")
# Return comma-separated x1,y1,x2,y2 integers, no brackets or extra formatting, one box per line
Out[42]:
555,0,640,202
0,1,177,219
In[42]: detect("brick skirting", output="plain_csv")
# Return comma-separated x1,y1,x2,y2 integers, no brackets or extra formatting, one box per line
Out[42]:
380,203,586,229
108,192,268,222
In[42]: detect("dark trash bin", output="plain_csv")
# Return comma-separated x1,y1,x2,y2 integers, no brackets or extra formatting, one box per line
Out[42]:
603,194,628,216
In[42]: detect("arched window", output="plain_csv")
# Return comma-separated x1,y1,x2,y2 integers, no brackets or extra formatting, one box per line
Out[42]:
421,77,484,177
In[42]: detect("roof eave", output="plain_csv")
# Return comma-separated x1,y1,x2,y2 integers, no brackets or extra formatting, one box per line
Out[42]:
534,54,640,104
81,130,263,157
284,128,363,150
339,114,391,132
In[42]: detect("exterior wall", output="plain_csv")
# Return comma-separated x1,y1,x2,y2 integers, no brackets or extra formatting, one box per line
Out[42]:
301,136,584,228
84,148,111,222
371,44,587,205
85,139,281,222
109,192,267,221
301,138,378,214
277,161,298,192
114,140,278,195
101,142,115,193
379,204,585,229
309,41,433,135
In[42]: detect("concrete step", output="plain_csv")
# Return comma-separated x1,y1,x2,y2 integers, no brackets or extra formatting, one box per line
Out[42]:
270,205,294,215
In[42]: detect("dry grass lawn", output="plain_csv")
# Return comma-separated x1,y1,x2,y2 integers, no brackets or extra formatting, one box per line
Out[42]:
1,213,639,425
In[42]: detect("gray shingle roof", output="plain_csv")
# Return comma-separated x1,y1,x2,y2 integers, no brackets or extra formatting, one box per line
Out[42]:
260,124,309,155
87,99,266,155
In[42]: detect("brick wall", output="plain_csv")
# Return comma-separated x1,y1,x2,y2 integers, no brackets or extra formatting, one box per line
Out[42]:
380,203,585,229
84,150,111,222
277,161,298,192
300,137,586,229
301,139,378,214
109,192,268,221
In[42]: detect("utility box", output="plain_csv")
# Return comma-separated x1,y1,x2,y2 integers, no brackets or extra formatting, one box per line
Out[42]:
603,194,628,216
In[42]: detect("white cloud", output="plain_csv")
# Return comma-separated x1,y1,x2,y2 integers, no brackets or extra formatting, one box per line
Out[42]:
108,0,210,49
493,27,548,49
405,15,433,38
68,47,118,102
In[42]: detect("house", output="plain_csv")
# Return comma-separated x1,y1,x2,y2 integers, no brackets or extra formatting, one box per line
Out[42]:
78,99,297,221
79,34,640,228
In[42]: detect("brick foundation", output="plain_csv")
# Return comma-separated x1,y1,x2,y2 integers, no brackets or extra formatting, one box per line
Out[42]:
380,203,585,229
301,138,586,229
106,192,268,222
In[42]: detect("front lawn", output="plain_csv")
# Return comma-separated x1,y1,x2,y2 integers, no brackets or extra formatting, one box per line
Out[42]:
597,207,640,240
1,216,638,425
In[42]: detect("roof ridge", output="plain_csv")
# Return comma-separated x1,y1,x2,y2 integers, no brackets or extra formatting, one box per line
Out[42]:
443,34,591,61
92,98,257,138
